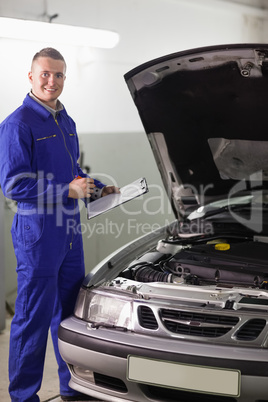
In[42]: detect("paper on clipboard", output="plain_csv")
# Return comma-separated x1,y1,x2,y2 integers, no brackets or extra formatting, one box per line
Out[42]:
87,177,148,219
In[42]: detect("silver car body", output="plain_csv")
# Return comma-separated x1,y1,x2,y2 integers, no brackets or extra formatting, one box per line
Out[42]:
59,44,268,402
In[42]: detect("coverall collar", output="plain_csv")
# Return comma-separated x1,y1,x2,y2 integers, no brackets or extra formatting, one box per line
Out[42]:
28,91,64,119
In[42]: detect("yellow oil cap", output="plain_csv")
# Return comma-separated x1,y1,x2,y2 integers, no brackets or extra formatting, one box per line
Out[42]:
215,243,230,251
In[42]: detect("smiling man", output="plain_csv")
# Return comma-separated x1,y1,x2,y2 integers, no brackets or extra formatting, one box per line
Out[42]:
0,48,118,402
29,51,66,108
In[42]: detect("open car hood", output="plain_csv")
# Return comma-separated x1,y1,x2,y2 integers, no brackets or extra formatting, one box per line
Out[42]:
124,44,268,220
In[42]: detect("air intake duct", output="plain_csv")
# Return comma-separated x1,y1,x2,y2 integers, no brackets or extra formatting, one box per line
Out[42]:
134,266,173,283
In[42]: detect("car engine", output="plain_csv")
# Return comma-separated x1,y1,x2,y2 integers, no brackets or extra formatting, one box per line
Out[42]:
121,237,268,289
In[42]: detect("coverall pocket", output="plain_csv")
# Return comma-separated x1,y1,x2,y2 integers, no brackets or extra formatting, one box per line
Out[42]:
16,213,45,249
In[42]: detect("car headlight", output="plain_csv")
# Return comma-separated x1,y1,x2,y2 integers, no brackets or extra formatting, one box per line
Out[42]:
74,287,133,330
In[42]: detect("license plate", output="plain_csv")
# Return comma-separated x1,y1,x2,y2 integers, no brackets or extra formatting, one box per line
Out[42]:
127,355,241,397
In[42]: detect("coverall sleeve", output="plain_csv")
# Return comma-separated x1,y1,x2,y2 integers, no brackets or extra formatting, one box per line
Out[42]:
76,163,106,190
0,122,70,204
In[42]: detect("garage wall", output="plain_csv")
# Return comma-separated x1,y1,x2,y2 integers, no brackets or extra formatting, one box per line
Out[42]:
1,0,268,308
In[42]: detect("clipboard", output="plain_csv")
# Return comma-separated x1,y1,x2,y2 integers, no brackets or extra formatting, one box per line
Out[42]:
87,177,148,219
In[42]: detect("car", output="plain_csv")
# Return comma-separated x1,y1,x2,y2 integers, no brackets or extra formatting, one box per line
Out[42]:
58,44,268,402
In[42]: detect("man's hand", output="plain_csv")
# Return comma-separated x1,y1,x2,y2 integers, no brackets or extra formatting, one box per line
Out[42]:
101,185,120,197
68,177,95,199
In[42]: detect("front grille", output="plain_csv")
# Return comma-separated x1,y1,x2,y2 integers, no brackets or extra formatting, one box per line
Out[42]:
235,319,266,341
163,322,231,337
138,306,158,329
160,309,239,338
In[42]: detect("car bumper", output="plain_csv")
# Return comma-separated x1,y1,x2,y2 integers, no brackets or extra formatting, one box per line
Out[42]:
59,316,268,402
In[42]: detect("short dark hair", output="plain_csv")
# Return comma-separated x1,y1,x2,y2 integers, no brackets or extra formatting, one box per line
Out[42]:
32,47,66,69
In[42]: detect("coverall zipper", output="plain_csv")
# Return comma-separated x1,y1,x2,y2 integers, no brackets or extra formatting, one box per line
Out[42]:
54,116,76,249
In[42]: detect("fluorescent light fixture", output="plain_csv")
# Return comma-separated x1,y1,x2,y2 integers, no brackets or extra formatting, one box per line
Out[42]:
0,17,119,48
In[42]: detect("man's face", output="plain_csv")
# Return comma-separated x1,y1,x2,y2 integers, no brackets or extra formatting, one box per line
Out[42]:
28,56,66,109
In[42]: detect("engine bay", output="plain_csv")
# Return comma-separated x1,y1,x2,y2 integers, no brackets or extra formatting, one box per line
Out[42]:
121,236,268,289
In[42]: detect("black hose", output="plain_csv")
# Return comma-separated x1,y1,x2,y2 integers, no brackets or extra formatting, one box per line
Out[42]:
134,266,172,283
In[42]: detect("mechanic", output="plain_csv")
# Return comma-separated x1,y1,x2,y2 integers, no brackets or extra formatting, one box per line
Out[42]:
0,47,119,402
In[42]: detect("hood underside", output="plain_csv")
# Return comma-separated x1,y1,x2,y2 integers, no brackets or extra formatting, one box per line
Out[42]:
124,44,268,218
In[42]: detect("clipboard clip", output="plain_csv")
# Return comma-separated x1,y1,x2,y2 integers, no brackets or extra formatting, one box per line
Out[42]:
140,178,148,192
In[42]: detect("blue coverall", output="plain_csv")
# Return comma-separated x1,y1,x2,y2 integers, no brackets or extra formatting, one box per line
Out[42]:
0,94,105,401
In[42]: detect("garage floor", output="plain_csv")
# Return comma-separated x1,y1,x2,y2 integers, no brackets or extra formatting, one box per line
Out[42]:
0,314,101,402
